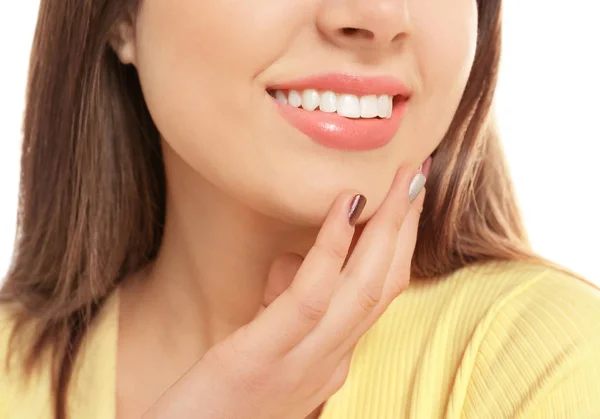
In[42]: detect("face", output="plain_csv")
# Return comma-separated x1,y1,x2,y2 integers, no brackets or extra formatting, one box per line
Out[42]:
123,0,478,225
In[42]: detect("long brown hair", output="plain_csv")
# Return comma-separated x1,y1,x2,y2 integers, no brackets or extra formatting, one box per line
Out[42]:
1,0,536,417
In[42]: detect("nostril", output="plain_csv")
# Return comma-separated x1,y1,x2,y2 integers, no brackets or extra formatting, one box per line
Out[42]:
342,27,359,35
339,27,374,40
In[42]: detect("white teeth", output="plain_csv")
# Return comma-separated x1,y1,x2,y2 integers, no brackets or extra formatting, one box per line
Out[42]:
337,94,361,118
288,90,302,108
271,89,395,119
319,91,337,113
360,95,379,118
275,90,288,105
377,95,392,118
301,89,320,111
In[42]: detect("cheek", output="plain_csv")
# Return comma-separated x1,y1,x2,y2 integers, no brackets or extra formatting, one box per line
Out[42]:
132,0,314,161
409,0,478,144
134,0,309,73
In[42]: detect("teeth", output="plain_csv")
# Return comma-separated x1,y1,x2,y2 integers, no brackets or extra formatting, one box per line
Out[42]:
337,94,361,118
271,89,395,119
319,91,337,113
301,89,320,111
288,90,302,108
275,90,288,105
360,95,379,118
377,95,393,118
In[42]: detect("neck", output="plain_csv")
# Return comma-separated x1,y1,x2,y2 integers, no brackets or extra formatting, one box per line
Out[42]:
137,146,321,358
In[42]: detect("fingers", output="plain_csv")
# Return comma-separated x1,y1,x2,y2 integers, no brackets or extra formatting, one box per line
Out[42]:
294,167,426,359
343,167,423,279
234,160,428,365
329,187,426,361
382,187,425,298
242,191,367,358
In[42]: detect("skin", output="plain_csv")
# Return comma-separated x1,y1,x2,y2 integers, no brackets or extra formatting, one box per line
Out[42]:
110,0,478,416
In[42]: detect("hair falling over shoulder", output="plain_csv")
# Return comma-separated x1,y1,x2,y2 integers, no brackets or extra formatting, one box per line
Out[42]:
0,0,542,418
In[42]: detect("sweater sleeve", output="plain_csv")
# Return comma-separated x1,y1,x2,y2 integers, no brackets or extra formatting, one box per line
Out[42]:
459,269,600,418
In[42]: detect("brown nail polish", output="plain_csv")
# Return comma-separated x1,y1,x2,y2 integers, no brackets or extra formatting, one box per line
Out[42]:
348,194,367,226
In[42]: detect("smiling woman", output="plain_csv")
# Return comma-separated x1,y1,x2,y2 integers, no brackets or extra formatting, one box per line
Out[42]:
1,0,599,419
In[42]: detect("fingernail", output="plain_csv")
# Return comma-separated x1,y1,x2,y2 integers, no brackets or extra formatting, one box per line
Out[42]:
348,194,367,226
408,174,427,203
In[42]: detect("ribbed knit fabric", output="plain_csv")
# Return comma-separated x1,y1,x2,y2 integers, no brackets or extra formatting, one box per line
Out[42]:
2,261,600,418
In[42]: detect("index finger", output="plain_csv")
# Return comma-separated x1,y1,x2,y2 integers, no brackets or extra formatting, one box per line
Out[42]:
240,192,366,358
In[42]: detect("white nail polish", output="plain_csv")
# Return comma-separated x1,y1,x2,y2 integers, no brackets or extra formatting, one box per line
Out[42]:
409,174,426,202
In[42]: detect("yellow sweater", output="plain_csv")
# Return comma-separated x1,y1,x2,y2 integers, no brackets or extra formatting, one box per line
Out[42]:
1,261,600,418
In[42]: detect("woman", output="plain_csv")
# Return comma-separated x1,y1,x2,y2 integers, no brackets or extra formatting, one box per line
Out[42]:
1,0,599,417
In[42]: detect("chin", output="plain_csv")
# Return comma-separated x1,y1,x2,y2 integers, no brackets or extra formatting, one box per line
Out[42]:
234,166,387,228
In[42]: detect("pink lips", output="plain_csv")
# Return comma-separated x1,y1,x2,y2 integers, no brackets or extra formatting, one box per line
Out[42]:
268,73,411,151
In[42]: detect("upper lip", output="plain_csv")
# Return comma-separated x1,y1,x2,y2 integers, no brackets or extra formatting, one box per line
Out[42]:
267,72,412,98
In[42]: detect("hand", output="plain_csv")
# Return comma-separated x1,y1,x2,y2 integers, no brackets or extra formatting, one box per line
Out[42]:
143,161,430,419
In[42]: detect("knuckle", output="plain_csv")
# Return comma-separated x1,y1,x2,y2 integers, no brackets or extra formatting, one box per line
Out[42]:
313,237,348,263
236,365,272,394
389,274,410,296
388,265,411,296
329,364,351,394
296,296,328,323
356,283,382,313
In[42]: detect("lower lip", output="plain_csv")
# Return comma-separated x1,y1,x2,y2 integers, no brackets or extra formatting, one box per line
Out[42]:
271,96,408,151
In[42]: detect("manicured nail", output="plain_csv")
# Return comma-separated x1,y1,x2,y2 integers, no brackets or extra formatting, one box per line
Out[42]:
348,194,367,226
408,174,427,202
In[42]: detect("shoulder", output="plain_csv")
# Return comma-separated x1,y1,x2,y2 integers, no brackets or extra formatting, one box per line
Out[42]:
0,301,25,375
322,260,600,418
442,260,600,355
0,302,55,418
0,289,121,419
392,259,600,358
448,261,600,417
408,260,600,335
431,259,599,307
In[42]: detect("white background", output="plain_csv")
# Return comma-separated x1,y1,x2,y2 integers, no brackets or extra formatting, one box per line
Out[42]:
0,1,599,285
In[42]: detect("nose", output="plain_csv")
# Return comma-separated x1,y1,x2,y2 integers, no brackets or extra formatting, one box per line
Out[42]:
316,0,411,51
